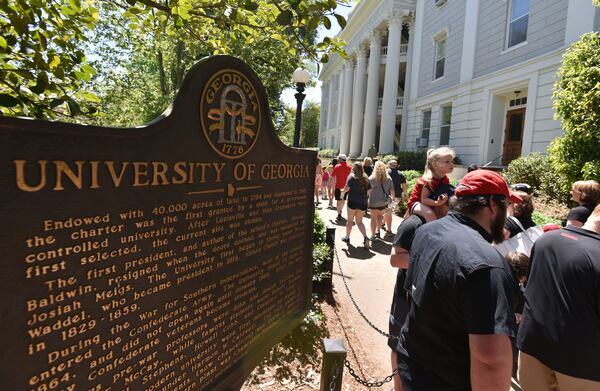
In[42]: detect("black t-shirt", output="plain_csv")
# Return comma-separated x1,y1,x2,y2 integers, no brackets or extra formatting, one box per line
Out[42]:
566,204,596,225
364,165,373,177
504,215,537,238
388,215,426,351
517,226,600,381
387,168,406,196
397,212,518,391
345,175,371,206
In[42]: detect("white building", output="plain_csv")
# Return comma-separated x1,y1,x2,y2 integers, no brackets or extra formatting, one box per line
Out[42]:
318,0,600,166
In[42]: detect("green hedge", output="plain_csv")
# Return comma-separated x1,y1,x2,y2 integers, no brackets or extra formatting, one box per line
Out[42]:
503,152,570,203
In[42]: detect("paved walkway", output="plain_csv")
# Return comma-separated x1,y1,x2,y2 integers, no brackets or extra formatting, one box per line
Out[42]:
316,199,402,385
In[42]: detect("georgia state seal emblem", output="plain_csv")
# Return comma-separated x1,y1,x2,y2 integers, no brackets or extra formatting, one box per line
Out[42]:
200,69,261,159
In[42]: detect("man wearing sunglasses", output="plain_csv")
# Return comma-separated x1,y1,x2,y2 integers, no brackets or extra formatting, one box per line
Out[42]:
396,169,523,391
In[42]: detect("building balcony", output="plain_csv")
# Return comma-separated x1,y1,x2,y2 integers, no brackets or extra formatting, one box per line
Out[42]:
381,44,408,63
378,96,404,109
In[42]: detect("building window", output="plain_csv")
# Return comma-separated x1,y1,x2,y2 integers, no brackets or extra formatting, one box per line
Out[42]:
440,104,452,146
433,36,446,80
507,0,529,48
509,96,527,107
416,110,431,148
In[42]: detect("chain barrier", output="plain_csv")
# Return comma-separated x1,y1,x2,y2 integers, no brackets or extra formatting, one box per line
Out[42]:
332,247,400,387
333,247,401,342
344,359,397,388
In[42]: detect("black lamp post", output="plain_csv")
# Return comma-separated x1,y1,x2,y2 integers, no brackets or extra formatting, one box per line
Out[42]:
292,67,310,148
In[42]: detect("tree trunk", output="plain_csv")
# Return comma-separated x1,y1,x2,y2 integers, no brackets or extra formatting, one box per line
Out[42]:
157,51,169,96
175,41,185,89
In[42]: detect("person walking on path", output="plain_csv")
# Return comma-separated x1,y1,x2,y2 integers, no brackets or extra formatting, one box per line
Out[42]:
517,204,600,391
368,161,394,240
314,158,323,206
406,147,455,222
387,160,407,233
397,169,523,391
388,192,452,391
341,163,371,248
387,160,407,202
332,154,352,222
363,156,374,177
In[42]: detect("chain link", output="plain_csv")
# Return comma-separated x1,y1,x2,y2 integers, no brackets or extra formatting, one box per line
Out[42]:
332,246,401,387
333,247,401,342
344,359,397,388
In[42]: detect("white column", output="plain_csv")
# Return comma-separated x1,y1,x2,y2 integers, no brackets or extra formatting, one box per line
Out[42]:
565,0,597,45
326,78,335,129
379,13,404,153
400,17,415,150
336,72,344,127
460,0,479,83
409,1,425,102
361,31,383,156
349,47,368,156
339,61,355,154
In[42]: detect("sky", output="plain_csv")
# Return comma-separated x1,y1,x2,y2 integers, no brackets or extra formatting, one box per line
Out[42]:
280,2,355,107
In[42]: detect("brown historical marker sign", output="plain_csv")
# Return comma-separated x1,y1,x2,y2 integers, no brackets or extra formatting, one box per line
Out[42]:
0,56,316,391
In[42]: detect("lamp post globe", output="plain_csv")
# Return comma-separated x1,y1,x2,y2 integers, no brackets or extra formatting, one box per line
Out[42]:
292,68,310,147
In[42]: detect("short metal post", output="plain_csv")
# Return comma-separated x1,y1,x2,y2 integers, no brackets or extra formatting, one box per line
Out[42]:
320,338,346,391
324,226,336,290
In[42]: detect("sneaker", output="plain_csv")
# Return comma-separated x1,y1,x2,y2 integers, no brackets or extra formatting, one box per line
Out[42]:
341,236,350,243
363,237,370,248
369,235,377,242
376,229,381,238
336,214,343,221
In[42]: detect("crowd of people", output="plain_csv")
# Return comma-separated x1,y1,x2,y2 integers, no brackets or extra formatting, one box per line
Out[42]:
320,148,600,391
315,154,408,248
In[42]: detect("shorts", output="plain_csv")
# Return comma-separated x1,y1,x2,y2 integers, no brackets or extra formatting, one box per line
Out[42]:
347,201,367,211
335,188,343,201
370,205,387,211
409,202,421,214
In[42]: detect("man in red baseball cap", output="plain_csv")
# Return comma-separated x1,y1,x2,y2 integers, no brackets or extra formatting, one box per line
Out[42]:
396,169,522,391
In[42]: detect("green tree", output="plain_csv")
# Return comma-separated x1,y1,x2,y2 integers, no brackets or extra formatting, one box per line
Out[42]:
549,31,600,183
277,101,320,147
0,0,350,121
300,101,320,147
0,0,99,119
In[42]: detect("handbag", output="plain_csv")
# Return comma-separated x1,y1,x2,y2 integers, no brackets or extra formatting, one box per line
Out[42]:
381,184,392,209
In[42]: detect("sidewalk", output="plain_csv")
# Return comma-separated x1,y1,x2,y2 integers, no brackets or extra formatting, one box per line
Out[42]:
316,199,402,386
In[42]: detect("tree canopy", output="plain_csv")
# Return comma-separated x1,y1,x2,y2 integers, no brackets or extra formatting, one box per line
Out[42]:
278,101,320,147
0,0,349,123
550,31,600,182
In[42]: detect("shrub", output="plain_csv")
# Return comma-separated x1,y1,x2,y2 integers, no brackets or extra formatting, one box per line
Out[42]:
550,32,600,183
532,211,561,226
503,153,570,203
313,211,326,245
395,150,427,171
381,154,397,163
318,148,338,158
312,243,331,282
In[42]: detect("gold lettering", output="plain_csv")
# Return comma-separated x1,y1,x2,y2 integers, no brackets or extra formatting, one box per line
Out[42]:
172,162,188,184
151,162,169,185
90,161,100,189
15,160,47,192
54,161,84,191
105,161,129,188
133,162,149,187
213,163,225,183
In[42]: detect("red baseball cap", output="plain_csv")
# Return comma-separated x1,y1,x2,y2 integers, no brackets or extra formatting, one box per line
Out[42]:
455,169,523,203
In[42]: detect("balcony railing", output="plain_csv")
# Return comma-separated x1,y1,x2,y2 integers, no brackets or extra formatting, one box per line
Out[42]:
378,96,404,109
381,44,409,60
